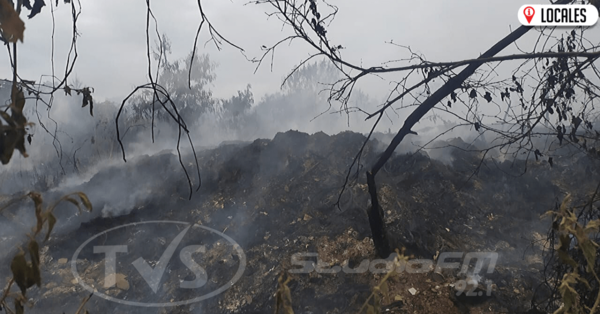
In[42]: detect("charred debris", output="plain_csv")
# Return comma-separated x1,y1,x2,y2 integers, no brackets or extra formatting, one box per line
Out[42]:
2,130,598,313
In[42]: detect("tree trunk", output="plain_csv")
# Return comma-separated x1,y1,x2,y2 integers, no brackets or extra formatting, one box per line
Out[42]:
366,0,573,258
367,171,391,258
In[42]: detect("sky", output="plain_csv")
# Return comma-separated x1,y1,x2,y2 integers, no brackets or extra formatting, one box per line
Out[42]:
0,0,583,103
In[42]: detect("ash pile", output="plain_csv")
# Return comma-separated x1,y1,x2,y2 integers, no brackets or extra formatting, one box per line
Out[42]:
2,130,598,314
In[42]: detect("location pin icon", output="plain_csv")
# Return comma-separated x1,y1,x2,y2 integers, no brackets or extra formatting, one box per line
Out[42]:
523,6,535,24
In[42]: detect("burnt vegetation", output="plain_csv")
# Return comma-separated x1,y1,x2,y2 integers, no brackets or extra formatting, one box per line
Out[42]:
0,0,599,313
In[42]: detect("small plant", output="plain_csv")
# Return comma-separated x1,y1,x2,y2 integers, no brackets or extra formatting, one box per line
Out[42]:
0,191,92,313
358,249,408,314
275,272,294,314
544,193,600,314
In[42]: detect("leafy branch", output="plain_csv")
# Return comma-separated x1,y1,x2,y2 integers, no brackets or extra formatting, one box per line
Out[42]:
0,191,92,314
544,192,600,314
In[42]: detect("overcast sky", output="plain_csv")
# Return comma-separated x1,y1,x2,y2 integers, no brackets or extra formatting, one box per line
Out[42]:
1,0,597,103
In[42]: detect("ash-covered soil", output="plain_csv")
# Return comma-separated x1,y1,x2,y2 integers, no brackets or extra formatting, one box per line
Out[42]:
2,130,598,313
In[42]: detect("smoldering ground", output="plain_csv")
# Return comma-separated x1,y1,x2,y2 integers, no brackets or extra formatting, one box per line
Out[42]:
0,57,598,313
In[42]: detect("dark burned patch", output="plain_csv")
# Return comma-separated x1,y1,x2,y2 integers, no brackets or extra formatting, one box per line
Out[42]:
10,130,600,313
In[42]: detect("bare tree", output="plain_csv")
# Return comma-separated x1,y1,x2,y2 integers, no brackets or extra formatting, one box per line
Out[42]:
246,0,600,259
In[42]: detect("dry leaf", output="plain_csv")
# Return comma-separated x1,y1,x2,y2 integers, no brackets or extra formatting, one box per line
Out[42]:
28,240,41,287
64,196,82,213
11,251,29,295
44,211,56,241
275,273,294,314
14,299,24,314
0,0,25,42
77,192,92,212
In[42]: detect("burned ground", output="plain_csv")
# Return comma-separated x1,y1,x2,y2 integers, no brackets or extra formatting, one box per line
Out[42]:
1,130,598,313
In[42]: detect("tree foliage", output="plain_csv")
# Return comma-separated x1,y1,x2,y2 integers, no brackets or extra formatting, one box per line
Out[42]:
222,84,253,117
129,45,218,128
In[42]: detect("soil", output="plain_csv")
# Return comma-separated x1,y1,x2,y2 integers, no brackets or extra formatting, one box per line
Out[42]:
3,130,598,313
